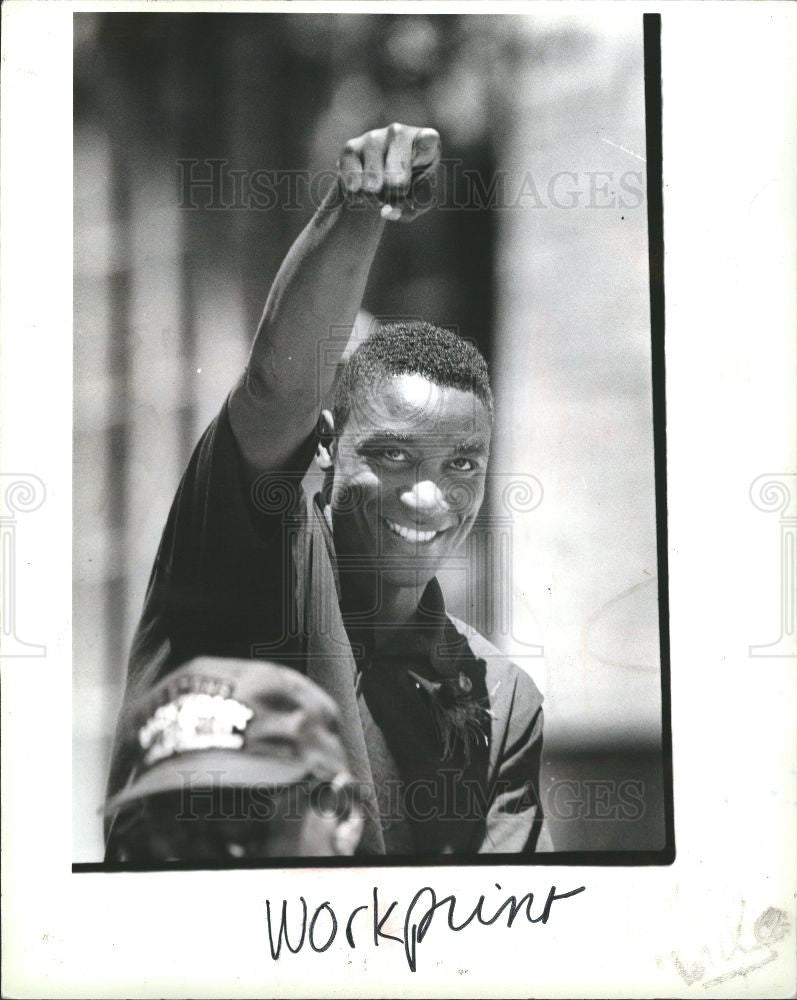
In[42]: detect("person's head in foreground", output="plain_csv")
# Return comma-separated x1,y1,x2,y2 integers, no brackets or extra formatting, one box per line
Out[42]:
104,659,363,862
316,320,494,591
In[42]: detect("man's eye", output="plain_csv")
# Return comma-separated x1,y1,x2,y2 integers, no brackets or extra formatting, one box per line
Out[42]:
381,448,409,462
450,457,476,471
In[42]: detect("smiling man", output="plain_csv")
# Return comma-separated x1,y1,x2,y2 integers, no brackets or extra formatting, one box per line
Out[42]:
105,123,549,857
322,323,492,596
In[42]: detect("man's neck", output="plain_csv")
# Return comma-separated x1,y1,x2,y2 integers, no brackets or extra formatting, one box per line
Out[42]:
339,572,423,644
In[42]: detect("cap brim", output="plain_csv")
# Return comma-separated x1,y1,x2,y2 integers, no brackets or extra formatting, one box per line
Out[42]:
103,750,313,817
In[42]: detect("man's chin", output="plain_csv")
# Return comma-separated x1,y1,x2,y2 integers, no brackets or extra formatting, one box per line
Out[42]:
334,552,441,588
377,566,438,590
332,524,453,587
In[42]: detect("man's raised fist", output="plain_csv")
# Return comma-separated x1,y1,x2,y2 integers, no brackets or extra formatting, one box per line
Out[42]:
337,123,441,222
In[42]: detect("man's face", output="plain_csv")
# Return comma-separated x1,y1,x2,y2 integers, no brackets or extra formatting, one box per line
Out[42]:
329,373,492,590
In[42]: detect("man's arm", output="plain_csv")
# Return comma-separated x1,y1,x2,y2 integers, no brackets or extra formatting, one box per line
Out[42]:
229,123,441,474
103,125,441,815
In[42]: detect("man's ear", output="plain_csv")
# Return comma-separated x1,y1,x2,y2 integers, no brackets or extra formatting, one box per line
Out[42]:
315,409,335,471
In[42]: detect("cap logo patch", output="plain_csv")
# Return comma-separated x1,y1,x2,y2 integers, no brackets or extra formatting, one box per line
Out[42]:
138,692,254,767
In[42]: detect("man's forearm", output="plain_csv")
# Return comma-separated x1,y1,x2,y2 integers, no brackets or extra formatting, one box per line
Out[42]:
245,181,385,412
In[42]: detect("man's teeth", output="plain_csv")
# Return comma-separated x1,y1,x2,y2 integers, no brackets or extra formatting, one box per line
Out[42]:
385,519,439,543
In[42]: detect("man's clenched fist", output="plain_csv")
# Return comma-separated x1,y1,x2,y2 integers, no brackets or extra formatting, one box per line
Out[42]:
337,123,441,222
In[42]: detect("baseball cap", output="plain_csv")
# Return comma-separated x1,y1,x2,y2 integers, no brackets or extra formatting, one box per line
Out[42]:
104,658,351,816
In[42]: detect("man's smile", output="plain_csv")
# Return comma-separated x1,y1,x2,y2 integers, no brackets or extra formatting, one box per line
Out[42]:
382,518,450,544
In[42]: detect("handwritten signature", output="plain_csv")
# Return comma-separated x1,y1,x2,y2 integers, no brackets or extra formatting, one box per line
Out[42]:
672,901,790,989
265,882,586,973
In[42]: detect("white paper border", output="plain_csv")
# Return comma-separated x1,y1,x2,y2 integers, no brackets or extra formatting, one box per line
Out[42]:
1,2,795,997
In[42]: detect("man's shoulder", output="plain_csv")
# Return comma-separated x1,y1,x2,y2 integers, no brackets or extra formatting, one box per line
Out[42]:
445,613,544,713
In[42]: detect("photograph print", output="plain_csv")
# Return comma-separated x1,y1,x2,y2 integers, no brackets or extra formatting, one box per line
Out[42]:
72,11,672,866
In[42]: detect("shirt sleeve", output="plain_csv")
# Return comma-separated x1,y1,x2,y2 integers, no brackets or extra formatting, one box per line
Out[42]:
478,667,553,854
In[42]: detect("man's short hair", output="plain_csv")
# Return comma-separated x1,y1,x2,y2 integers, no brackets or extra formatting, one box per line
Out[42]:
333,321,494,431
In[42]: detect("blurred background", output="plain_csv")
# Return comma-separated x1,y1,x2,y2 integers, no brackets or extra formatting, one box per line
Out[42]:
73,12,666,860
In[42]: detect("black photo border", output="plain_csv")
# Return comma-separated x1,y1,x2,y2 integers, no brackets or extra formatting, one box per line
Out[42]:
73,12,673,874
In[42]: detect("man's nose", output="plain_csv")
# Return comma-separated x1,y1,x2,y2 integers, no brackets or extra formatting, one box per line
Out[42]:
398,479,450,516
